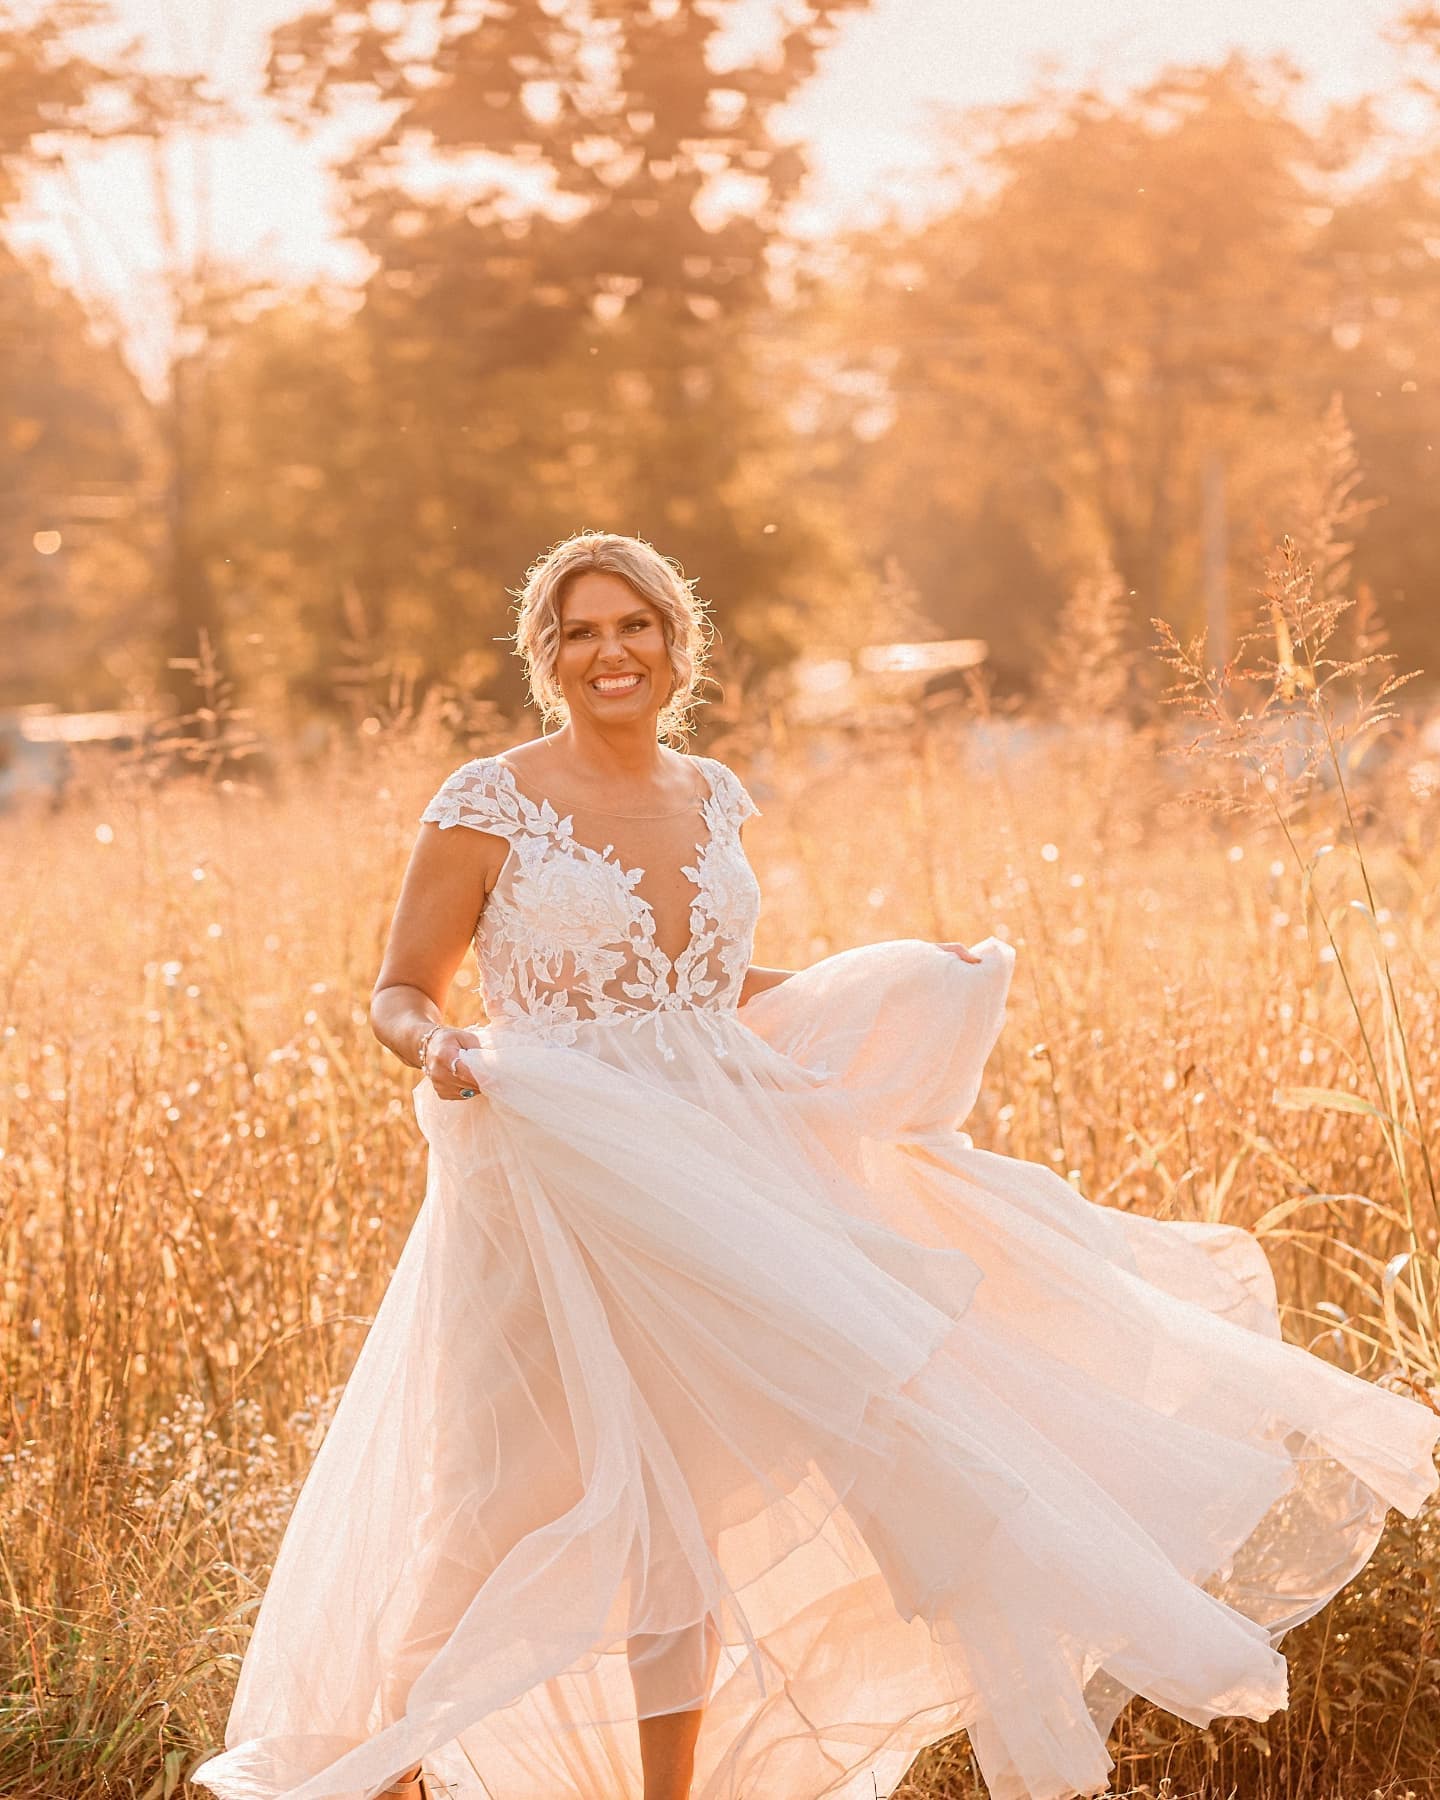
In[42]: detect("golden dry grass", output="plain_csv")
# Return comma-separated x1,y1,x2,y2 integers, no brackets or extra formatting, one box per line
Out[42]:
1,688,1437,1799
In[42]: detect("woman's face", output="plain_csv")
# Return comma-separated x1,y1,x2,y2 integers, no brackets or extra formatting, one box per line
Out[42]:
554,572,672,729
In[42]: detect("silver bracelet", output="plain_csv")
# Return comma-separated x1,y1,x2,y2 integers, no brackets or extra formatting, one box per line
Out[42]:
416,1024,444,1073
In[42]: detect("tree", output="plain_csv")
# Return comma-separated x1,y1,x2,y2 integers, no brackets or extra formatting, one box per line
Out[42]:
0,3,155,708
212,0,873,722
826,58,1370,688
1306,157,1440,685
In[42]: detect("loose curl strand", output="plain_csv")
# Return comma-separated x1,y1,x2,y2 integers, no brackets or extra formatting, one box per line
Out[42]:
510,531,714,744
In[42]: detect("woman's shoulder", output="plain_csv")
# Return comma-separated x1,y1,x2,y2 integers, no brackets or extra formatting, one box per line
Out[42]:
483,736,554,777
690,751,761,823
418,750,527,835
421,740,758,826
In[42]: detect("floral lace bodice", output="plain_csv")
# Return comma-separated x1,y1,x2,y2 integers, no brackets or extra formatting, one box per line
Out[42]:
420,754,762,1046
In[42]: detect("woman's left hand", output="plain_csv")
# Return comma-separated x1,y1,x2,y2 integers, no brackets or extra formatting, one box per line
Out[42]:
937,941,983,963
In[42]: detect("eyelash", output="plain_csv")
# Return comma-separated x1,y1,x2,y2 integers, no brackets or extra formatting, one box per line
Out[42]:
567,621,650,640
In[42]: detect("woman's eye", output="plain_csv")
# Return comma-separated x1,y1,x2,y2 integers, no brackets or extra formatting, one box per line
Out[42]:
565,620,652,639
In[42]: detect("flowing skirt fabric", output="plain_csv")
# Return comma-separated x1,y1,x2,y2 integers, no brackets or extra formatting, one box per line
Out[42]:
191,939,1440,1800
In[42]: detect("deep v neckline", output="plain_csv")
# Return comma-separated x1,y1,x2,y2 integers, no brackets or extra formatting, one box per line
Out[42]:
490,755,721,989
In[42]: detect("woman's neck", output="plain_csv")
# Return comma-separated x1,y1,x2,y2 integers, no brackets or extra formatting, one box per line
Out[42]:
551,720,669,782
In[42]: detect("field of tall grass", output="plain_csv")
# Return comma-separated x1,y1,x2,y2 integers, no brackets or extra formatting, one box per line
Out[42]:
3,549,1439,1799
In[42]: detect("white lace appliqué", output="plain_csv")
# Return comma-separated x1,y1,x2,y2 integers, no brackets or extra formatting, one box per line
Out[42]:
420,756,762,1048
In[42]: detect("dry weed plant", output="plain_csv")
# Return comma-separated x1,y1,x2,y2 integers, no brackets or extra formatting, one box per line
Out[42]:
1151,397,1436,1404
2,439,1438,1794
1038,556,1137,727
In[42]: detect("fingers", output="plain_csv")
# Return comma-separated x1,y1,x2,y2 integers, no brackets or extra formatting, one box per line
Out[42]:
438,1043,487,1101
425,1028,490,1101
941,942,983,963
435,1065,488,1102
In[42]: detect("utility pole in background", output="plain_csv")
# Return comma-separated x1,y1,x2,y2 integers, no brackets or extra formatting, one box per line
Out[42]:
1202,449,1230,671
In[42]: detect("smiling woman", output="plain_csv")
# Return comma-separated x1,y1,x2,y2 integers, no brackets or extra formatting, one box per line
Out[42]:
555,582,672,721
511,531,713,745
190,530,1439,1800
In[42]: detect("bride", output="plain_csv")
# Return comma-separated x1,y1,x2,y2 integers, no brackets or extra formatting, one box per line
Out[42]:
193,531,1439,1800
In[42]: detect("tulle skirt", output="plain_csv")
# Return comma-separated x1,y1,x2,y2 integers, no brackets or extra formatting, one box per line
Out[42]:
191,939,1440,1800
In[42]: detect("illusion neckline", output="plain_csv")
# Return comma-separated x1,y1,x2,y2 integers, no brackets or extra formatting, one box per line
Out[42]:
483,754,724,988
490,754,716,822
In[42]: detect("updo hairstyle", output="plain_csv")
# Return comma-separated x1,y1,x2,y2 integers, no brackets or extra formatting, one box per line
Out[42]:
511,531,712,742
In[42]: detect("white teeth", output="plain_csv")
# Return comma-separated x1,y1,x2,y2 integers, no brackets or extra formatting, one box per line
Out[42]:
593,675,642,692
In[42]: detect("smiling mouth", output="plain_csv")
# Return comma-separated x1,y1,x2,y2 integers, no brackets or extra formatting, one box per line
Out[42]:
590,673,645,695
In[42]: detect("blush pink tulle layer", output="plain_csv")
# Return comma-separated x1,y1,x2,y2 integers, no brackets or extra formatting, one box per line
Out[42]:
192,939,1440,1800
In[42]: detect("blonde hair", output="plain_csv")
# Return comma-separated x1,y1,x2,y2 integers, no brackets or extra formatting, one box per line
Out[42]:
511,531,712,742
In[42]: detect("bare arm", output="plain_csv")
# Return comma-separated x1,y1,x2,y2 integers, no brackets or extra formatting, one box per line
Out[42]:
734,811,795,1008
369,820,507,1098
739,964,795,1006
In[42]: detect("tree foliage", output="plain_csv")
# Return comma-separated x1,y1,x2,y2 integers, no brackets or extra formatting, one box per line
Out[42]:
824,55,1440,688
194,0,872,726
0,3,154,707
7,11,1440,718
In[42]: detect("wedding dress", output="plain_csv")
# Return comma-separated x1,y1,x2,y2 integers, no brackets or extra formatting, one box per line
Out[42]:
192,752,1440,1800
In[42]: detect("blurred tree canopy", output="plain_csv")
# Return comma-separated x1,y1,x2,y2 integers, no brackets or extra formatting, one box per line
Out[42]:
825,55,1440,687
198,0,871,726
0,3,153,707
1,5,1438,721
0,247,152,704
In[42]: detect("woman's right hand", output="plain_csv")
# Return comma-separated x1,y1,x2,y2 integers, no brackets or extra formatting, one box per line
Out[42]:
421,1026,489,1101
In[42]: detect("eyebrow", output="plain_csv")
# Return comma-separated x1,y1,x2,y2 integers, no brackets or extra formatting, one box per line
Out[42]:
561,608,657,629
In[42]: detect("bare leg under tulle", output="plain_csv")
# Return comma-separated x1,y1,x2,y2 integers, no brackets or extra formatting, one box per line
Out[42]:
188,941,1440,1800
631,1619,723,1800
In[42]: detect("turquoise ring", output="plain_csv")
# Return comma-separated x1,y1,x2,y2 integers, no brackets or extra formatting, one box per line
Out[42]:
460,1086,478,1099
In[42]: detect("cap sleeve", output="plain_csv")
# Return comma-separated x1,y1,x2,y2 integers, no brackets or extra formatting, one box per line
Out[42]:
419,758,525,839
704,758,760,828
